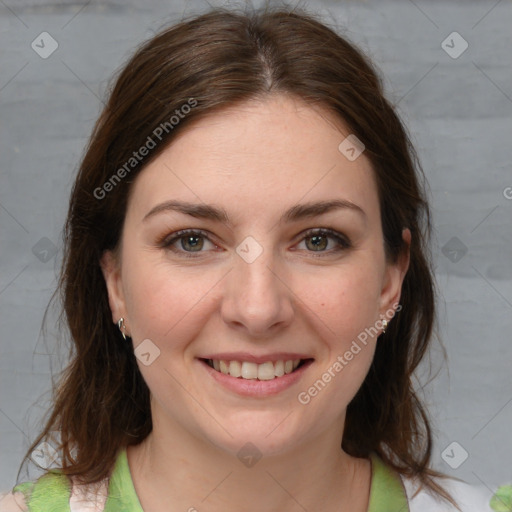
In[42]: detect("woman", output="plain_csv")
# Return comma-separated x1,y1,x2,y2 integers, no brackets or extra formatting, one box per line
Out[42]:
1,5,509,512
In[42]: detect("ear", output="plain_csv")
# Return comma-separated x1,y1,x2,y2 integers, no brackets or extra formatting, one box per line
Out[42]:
100,250,128,325
378,228,411,314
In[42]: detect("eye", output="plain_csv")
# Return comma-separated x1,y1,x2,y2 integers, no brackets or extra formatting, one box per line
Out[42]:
296,228,351,256
159,227,351,259
160,229,217,258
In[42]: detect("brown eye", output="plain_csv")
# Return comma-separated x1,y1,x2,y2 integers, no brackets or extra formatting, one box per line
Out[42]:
298,228,351,256
178,233,204,252
160,229,216,258
305,233,329,251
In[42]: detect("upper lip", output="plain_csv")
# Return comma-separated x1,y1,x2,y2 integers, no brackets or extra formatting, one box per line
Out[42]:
199,352,314,364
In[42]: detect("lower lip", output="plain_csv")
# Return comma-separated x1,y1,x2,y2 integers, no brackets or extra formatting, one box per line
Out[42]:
198,359,314,397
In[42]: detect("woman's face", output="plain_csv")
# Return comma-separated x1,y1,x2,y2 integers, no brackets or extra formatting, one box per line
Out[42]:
102,95,409,457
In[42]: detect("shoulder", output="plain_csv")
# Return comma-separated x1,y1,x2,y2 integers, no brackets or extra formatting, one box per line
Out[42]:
0,471,71,512
0,491,28,512
1,471,110,512
401,474,495,512
0,449,127,512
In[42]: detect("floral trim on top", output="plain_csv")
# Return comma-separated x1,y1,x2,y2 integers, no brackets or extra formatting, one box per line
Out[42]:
6,449,511,512
490,485,512,512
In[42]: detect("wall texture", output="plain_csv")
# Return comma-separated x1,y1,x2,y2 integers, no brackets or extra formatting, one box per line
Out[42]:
1,0,511,494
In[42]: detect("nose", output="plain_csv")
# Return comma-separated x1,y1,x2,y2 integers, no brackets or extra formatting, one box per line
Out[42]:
220,242,294,338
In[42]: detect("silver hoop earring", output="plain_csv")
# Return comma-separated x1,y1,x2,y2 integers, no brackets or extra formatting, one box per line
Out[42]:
117,318,128,341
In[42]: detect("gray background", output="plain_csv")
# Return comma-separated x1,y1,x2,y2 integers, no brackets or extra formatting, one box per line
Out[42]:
1,0,511,495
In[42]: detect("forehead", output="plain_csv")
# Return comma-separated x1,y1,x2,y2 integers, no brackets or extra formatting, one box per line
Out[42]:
126,95,380,226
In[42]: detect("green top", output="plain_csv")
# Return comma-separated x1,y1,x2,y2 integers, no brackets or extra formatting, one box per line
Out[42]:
367,453,409,512
12,450,408,511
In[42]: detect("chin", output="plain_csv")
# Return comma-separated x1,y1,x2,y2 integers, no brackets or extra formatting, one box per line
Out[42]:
196,411,310,460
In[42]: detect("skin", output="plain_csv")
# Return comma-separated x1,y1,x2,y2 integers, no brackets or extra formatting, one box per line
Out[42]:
101,94,410,512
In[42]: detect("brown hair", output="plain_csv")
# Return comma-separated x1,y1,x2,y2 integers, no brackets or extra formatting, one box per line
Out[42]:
19,4,458,507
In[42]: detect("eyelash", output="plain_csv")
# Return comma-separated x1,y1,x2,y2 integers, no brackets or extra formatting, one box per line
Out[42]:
158,228,352,259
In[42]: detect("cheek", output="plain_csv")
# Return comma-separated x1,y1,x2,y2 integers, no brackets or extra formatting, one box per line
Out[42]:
295,266,380,416
122,259,219,347
296,260,383,341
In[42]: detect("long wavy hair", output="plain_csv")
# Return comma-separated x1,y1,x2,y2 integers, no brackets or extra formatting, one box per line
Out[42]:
19,4,457,507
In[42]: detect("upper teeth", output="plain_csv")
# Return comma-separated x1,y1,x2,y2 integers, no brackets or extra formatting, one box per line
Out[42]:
210,359,301,380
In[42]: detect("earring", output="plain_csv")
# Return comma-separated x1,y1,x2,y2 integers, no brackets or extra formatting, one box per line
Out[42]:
117,318,128,341
381,318,388,334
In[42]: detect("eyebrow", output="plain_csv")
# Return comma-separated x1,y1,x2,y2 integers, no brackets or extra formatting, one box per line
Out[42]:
143,198,366,225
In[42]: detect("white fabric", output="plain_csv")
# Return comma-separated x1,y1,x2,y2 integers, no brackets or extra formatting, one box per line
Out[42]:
69,478,109,512
403,475,494,511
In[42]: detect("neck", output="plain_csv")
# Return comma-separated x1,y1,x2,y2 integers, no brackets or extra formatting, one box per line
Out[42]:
126,415,371,512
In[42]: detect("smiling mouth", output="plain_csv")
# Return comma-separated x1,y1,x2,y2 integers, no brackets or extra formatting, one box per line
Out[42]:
201,358,312,381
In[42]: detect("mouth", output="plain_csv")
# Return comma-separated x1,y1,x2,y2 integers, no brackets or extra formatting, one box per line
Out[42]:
200,358,313,381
